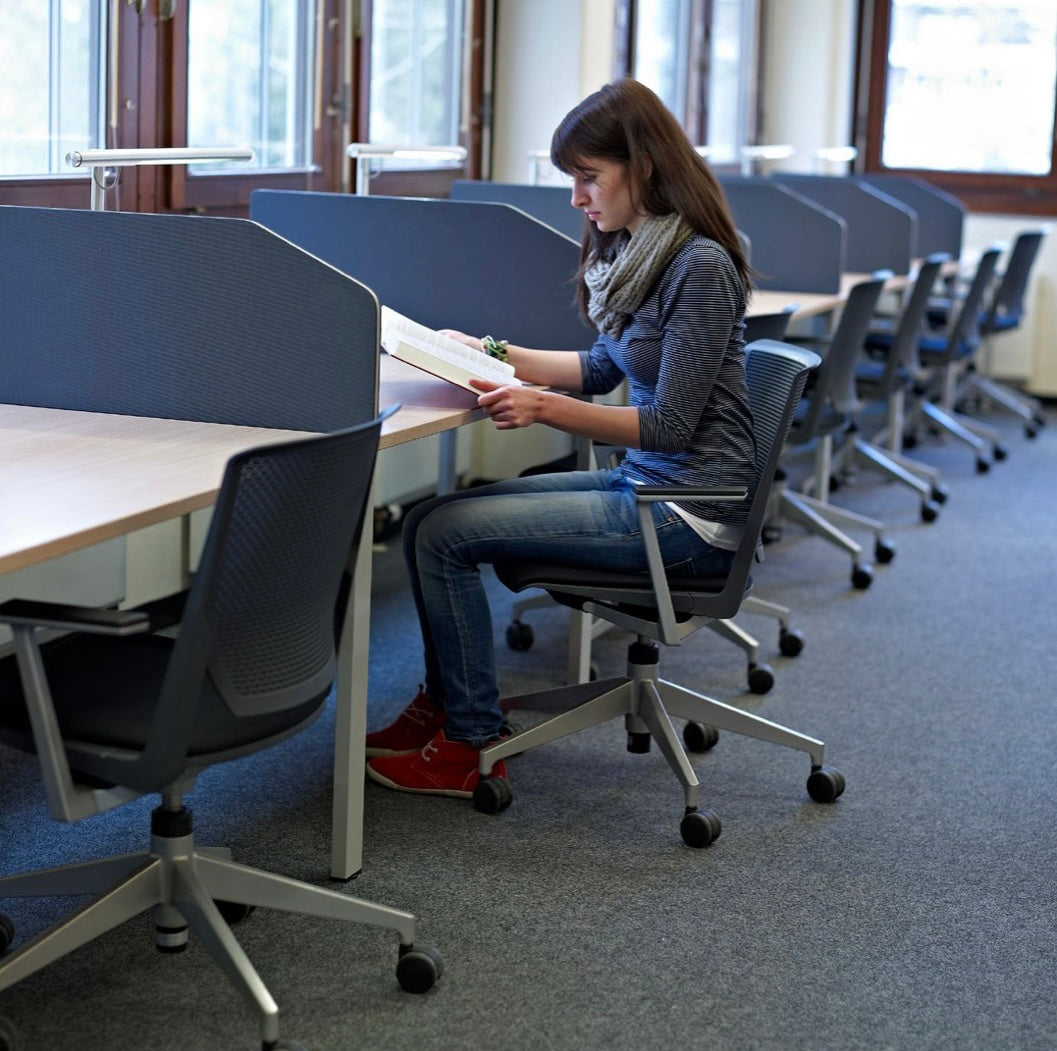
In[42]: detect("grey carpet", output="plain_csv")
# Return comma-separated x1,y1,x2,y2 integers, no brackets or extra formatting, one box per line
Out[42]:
1,403,1055,1051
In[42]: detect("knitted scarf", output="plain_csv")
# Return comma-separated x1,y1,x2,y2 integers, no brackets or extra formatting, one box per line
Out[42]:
584,212,694,338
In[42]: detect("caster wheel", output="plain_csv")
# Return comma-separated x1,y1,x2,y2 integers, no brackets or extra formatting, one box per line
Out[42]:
747,663,774,695
215,900,254,925
1026,425,1038,439
807,765,846,803
0,914,14,955
851,564,873,590
828,475,842,493
779,628,804,657
683,721,719,753
920,500,940,523
396,945,444,993
472,776,512,814
1032,411,1046,429
931,484,949,505
874,539,895,564
680,808,721,848
760,524,783,544
975,458,990,474
993,444,1008,462
505,620,533,651
0,1017,20,1051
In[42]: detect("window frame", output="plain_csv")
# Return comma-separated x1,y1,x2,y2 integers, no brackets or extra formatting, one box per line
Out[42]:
854,0,1057,215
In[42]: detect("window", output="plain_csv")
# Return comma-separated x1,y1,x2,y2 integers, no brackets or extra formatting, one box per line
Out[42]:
857,0,1057,214
0,0,485,214
618,0,760,163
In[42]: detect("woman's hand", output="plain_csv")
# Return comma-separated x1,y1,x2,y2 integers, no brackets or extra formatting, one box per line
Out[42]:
471,379,547,430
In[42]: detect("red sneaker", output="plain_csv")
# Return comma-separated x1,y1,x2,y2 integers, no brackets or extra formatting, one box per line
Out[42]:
366,731,508,799
365,688,445,757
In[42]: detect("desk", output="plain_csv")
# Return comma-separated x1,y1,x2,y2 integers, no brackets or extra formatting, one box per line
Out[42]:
0,358,485,882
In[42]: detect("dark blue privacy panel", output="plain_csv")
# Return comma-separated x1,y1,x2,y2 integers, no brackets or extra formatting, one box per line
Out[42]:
717,177,847,293
450,180,586,242
0,206,378,431
774,174,917,274
859,174,965,260
251,191,594,350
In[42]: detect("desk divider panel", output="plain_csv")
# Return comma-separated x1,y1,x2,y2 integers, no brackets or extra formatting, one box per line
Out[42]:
0,206,378,432
858,174,965,260
773,174,917,275
717,177,846,293
450,180,585,242
250,191,594,350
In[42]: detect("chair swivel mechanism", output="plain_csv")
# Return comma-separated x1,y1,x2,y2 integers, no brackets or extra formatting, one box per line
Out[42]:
0,409,442,1051
473,340,845,848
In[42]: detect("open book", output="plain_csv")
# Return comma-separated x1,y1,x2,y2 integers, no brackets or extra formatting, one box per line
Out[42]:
380,306,521,392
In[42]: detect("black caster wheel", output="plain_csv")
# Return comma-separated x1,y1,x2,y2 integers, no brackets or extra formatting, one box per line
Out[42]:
0,1017,20,1051
215,900,254,925
807,765,846,803
396,945,444,994
747,662,774,695
761,524,783,544
920,499,940,523
993,444,1008,462
851,563,873,590
779,628,804,657
1026,425,1038,439
1032,411,1046,429
680,808,721,848
505,620,533,651
683,721,719,753
472,775,512,814
874,539,896,564
931,484,949,505
975,457,990,474
828,475,842,493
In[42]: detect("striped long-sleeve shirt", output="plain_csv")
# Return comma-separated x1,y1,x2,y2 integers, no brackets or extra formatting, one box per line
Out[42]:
577,234,756,527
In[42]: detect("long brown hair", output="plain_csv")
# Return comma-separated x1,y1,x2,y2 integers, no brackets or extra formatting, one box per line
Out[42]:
551,77,752,320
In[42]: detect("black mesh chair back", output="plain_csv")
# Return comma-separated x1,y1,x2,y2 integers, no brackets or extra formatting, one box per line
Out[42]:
788,274,888,444
982,230,1045,334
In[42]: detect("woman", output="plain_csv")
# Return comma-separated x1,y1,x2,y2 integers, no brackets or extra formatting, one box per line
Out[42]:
366,78,755,798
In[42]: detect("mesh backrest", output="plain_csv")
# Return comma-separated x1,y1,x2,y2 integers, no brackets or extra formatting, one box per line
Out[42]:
730,340,820,586
942,248,1001,362
194,416,386,717
885,253,950,381
825,274,889,416
986,231,1044,325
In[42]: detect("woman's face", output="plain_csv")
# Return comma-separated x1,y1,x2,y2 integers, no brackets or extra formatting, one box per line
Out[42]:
569,157,645,236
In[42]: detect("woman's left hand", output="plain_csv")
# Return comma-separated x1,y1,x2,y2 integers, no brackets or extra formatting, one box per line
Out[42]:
471,380,546,430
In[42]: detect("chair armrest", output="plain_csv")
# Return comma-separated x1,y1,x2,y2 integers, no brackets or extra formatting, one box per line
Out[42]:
632,485,748,503
0,598,150,636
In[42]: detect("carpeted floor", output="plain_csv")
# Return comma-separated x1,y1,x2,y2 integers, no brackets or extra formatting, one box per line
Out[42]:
1,401,1055,1051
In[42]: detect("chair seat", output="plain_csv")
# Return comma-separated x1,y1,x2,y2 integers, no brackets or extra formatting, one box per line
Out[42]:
494,559,745,623
0,630,326,772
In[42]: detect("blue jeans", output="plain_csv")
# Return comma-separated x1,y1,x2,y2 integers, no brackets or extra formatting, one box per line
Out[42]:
402,468,735,747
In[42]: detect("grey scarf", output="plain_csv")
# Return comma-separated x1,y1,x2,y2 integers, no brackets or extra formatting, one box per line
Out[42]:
584,213,694,338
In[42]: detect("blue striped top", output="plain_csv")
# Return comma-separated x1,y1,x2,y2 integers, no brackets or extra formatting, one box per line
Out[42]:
578,234,756,526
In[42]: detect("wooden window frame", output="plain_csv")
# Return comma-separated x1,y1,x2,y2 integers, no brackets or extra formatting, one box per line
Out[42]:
854,0,1057,216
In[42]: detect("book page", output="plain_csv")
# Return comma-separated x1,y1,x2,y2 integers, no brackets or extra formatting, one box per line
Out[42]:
380,306,521,391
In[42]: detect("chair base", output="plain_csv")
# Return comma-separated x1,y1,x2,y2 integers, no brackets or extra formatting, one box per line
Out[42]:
959,371,1047,436
0,803,437,1049
478,638,839,847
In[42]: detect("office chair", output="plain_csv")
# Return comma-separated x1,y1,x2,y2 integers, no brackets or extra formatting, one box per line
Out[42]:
843,253,953,519
770,273,895,589
0,410,442,1051
902,247,1005,473
955,229,1048,437
504,306,806,697
474,340,844,848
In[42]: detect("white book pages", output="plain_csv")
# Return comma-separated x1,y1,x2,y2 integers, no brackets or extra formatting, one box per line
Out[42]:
380,306,520,391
